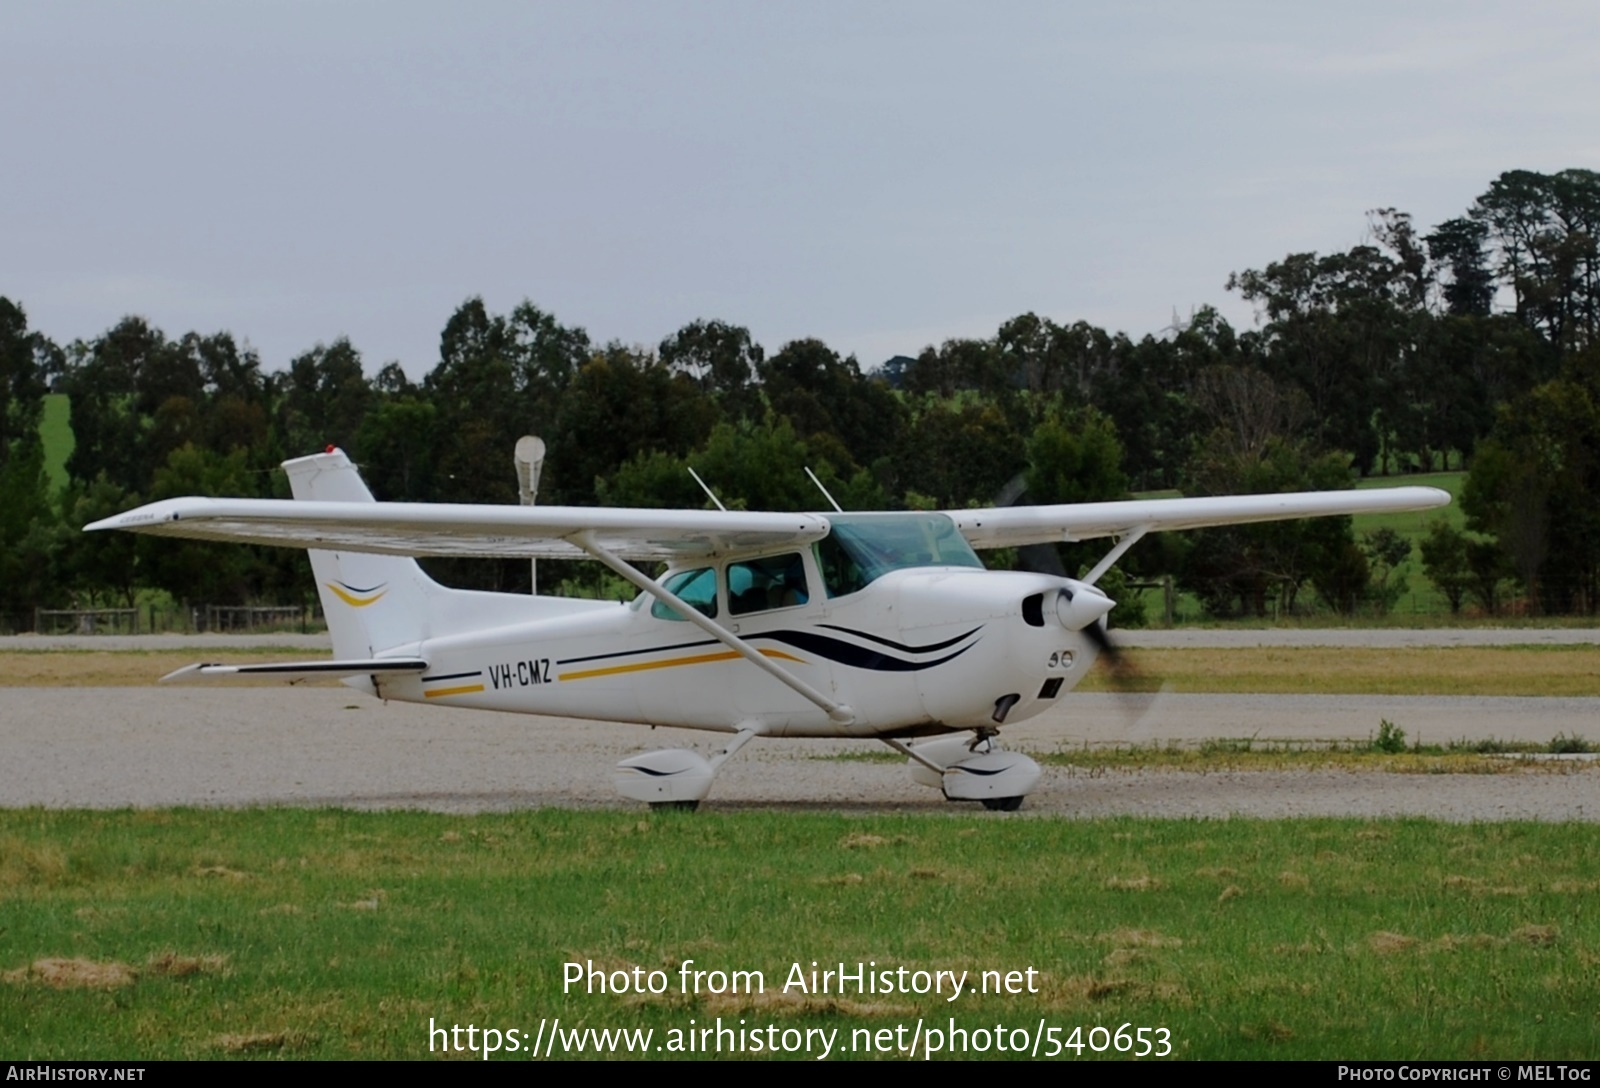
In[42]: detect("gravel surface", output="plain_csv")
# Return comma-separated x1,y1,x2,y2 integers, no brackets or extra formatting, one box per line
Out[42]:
4,686,1597,820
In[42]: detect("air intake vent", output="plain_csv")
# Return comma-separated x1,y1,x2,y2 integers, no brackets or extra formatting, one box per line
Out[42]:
1021,593,1045,626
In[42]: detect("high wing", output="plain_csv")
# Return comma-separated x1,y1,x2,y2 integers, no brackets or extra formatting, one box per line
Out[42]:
946,486,1451,549
86,497,830,561
89,486,1449,560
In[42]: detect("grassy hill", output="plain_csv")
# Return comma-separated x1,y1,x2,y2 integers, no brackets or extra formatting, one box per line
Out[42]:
1352,472,1465,618
40,393,73,494
1126,472,1474,624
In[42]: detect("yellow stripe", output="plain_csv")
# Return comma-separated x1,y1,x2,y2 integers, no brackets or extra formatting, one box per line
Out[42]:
424,684,485,698
561,648,805,682
326,583,386,607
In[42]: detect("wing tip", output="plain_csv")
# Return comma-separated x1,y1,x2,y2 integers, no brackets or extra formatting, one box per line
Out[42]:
159,663,217,683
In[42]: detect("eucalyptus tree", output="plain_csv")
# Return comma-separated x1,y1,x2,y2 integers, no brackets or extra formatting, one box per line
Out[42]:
1470,168,1600,353
659,319,763,423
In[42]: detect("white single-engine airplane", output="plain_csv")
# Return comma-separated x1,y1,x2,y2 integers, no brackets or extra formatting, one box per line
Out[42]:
89,449,1448,810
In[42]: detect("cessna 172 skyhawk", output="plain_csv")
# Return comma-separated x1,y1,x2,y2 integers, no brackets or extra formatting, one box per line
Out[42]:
89,449,1448,811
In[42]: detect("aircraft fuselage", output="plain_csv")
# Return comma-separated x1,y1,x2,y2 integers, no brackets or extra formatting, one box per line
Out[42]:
371,567,1099,738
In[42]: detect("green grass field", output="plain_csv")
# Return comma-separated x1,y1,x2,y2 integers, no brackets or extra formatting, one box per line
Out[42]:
1352,471,1467,617
1353,470,1467,534
3,809,1596,1060
1131,472,1482,623
39,393,74,495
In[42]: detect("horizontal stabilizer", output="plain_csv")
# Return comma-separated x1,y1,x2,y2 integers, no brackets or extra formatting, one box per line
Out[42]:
159,659,430,684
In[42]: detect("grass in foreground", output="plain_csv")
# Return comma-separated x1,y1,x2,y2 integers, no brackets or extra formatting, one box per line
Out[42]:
2,809,1598,1060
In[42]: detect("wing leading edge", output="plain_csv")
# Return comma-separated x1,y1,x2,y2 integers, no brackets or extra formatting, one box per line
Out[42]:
87,497,831,561
946,486,1451,549
89,486,1449,559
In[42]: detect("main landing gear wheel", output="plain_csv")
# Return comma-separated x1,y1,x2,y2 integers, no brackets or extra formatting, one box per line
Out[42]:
614,729,760,811
982,796,1024,812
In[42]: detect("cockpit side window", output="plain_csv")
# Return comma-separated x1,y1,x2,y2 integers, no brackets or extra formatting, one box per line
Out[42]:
814,533,869,599
651,567,718,621
727,553,810,616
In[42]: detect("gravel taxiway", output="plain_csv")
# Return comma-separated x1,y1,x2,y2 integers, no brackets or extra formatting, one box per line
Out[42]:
4,680,1597,820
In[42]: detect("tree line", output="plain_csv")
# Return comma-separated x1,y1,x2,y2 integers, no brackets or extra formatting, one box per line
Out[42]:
3,167,1598,624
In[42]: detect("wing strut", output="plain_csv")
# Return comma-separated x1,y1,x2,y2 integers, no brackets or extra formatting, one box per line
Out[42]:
1081,525,1151,587
570,532,856,726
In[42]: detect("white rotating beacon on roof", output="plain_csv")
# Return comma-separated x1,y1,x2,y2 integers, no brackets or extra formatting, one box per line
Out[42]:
89,449,1449,811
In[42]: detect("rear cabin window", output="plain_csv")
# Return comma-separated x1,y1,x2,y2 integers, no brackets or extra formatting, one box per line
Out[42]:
727,553,810,615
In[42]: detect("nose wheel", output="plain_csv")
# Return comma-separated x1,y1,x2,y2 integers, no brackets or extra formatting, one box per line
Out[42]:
888,734,1042,811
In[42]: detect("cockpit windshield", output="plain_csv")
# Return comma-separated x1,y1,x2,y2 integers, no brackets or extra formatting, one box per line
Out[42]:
814,513,983,598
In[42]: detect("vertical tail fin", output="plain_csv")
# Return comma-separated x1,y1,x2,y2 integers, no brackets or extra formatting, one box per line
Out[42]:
283,449,437,657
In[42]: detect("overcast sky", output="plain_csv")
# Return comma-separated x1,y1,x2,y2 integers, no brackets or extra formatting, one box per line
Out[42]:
6,2,1599,376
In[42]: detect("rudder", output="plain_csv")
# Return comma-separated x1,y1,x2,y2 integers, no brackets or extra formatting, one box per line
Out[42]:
283,449,438,657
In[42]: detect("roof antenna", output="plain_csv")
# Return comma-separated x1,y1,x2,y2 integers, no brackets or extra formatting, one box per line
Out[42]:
804,466,843,512
687,466,728,511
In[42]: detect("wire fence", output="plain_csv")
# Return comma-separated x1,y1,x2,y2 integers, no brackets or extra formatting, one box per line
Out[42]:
2,604,324,636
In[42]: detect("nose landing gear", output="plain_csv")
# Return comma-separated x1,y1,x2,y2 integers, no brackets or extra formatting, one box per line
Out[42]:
886,730,1041,812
